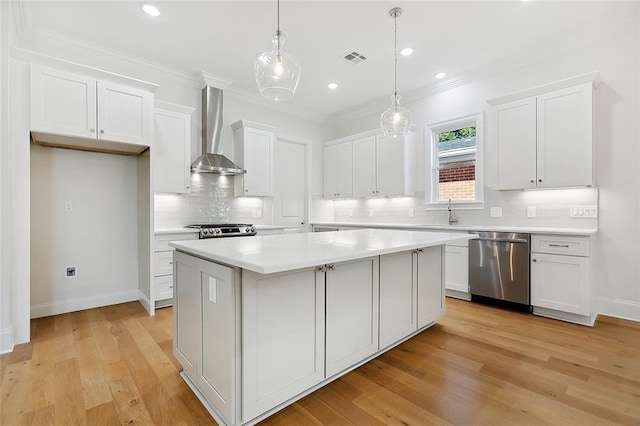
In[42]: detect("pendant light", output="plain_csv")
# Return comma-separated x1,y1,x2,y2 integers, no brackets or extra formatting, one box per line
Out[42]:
254,0,301,101
380,7,412,138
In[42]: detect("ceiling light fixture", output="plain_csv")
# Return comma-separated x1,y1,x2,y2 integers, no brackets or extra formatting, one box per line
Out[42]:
142,4,160,17
435,72,447,79
254,0,301,101
400,47,413,56
328,82,338,90
380,7,412,138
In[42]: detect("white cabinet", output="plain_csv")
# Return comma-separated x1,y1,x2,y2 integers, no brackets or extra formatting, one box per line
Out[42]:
445,240,469,296
242,267,325,423
323,141,353,199
153,103,193,193
232,120,276,197
531,234,592,319
325,257,379,377
30,64,153,149
493,82,593,190
173,252,240,425
153,232,198,306
329,129,415,199
379,247,443,349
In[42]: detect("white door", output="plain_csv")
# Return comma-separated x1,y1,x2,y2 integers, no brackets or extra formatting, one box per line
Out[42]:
154,108,191,194
531,253,590,315
417,246,444,328
444,245,469,293
376,134,408,196
274,137,308,232
379,250,417,349
243,127,274,196
323,142,353,199
97,80,153,146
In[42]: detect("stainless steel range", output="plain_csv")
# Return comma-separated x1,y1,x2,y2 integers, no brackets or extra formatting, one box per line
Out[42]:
186,223,256,239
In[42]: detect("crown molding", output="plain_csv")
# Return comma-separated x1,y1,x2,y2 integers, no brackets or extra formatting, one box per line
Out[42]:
200,71,233,90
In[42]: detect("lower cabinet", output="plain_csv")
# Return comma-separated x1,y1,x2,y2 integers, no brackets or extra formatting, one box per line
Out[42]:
379,247,444,349
444,243,469,295
241,267,325,423
154,232,198,307
325,257,379,377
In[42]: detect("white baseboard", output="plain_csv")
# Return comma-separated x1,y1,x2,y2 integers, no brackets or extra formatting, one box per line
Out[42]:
30,290,139,319
597,297,640,322
0,327,14,354
138,290,154,316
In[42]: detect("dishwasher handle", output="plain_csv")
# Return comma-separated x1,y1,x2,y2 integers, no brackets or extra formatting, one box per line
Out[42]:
474,237,529,244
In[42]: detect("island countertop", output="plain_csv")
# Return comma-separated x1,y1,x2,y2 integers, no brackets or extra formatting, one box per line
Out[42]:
170,228,477,274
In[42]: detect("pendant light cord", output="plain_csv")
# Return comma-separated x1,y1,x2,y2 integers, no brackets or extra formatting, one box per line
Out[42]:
393,11,398,99
276,0,281,52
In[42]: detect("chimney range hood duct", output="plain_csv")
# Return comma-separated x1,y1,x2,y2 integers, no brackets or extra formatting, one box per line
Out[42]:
191,86,245,175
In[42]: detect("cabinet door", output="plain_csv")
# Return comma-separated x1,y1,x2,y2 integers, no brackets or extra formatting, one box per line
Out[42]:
379,251,417,349
154,275,174,301
154,250,174,276
531,253,590,315
323,142,353,199
30,65,97,139
199,260,239,425
243,127,274,196
242,267,325,422
376,133,414,196
326,257,379,377
536,83,593,188
97,80,153,146
417,246,444,328
352,136,377,197
445,245,469,293
493,97,537,190
154,108,191,194
173,251,200,379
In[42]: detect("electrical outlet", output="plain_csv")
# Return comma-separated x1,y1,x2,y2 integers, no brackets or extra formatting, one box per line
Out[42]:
490,207,503,218
337,209,342,217
64,201,72,212
527,206,536,218
348,209,353,217
256,209,262,219
66,266,76,278
408,208,414,218
369,209,374,218
251,210,257,218
570,206,597,218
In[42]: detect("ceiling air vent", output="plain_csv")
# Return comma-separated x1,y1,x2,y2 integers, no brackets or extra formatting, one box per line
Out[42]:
343,50,367,64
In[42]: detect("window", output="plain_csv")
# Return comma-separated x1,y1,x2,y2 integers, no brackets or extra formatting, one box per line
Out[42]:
425,113,484,206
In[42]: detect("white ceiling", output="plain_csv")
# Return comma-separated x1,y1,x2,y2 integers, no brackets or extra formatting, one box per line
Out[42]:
21,1,637,119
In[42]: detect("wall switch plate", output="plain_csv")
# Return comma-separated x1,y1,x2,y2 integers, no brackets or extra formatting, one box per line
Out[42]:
490,207,503,218
369,209,374,218
409,208,414,218
208,277,217,303
527,206,536,218
570,206,598,218
251,210,257,218
256,209,262,219
66,266,76,278
64,201,72,212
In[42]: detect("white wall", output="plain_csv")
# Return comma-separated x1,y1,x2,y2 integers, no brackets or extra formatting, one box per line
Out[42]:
30,146,140,317
329,19,640,320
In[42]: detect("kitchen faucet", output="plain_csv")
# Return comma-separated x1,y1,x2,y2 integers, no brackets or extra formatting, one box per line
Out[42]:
448,199,458,225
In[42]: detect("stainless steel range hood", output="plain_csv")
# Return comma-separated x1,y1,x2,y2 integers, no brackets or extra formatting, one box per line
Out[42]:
191,86,245,175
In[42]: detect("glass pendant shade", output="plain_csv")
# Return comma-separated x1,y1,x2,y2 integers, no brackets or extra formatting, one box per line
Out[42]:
380,94,412,138
255,31,301,101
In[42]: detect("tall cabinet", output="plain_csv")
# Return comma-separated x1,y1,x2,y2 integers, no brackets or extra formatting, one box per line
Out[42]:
232,120,276,197
490,78,595,190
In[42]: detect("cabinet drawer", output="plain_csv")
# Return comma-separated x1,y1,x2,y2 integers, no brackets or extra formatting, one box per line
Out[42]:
155,275,174,301
154,232,198,251
154,251,174,276
531,235,590,256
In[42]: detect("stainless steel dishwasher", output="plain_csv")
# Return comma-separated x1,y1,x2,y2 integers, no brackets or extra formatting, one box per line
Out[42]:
469,231,531,308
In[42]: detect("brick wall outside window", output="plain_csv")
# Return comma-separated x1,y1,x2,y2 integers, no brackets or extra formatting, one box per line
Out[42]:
439,165,475,183
438,165,476,201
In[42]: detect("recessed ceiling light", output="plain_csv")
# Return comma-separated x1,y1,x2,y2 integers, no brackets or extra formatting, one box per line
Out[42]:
142,4,160,17
400,47,413,56
435,72,447,79
328,82,338,90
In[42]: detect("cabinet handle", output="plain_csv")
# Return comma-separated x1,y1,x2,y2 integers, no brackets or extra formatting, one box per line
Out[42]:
99,130,105,134
532,259,537,262
372,190,376,194
530,179,534,183
90,128,95,133
549,244,570,248
376,190,379,194
169,285,173,289
169,261,173,264
538,179,542,183
245,189,249,192
414,248,423,254
328,264,335,271
318,265,327,272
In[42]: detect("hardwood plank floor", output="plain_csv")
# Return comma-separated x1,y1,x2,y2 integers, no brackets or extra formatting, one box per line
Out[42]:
1,298,638,425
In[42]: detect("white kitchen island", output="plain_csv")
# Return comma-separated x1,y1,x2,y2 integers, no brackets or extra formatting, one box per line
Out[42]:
169,229,476,425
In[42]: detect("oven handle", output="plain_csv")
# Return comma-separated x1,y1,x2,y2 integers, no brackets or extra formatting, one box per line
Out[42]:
474,237,529,244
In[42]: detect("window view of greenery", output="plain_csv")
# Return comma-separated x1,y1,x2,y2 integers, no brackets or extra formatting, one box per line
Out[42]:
437,126,477,202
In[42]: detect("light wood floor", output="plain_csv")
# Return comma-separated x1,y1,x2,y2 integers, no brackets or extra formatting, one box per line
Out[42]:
2,298,639,425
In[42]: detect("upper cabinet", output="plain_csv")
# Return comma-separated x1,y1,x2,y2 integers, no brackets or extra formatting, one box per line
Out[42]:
232,120,276,197
30,64,154,154
492,80,594,190
154,102,194,194
324,129,415,199
323,141,353,199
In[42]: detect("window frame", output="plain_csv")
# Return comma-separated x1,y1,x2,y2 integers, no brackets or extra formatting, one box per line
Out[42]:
424,112,484,209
